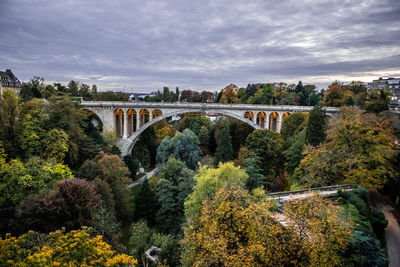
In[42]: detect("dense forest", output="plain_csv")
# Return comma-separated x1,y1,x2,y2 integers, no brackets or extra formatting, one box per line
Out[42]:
0,77,399,266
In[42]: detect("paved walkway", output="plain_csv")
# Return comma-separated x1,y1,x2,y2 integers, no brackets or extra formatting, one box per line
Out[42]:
371,191,400,267
128,167,159,188
269,188,353,203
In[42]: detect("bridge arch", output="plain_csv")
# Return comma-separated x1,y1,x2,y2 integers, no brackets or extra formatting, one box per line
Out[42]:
121,109,262,156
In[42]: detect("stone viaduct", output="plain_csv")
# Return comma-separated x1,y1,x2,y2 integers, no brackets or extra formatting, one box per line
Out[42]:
81,101,340,156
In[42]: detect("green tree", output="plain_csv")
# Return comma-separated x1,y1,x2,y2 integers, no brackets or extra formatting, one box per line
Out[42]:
249,83,276,104
184,162,248,226
123,155,140,178
134,179,159,226
157,157,195,232
173,129,201,169
198,125,209,147
305,104,327,146
0,90,19,158
215,126,233,164
245,153,265,191
284,129,306,174
78,159,99,180
245,129,284,178
156,136,174,164
42,129,69,162
67,80,79,96
280,112,307,142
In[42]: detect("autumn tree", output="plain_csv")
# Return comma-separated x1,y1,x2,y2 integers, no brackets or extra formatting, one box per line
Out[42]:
0,227,137,266
323,84,344,107
219,84,239,103
182,178,298,266
16,179,100,233
294,107,396,189
96,153,132,220
283,194,353,266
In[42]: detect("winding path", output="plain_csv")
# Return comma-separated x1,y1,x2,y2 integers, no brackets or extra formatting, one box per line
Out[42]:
371,191,400,267
128,167,159,188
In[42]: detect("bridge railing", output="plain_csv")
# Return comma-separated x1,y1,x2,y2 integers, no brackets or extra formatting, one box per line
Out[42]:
267,184,358,199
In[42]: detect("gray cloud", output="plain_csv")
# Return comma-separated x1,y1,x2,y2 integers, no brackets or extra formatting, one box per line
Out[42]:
0,0,399,91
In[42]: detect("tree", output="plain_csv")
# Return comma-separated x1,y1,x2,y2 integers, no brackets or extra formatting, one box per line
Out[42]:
0,227,137,266
78,159,99,180
245,129,284,178
16,179,100,233
182,182,297,266
92,202,122,251
0,90,19,158
19,77,44,101
283,194,352,266
156,136,174,164
67,80,79,96
184,162,248,226
323,84,344,107
42,129,69,162
175,86,180,101
280,112,308,142
172,129,201,169
284,129,306,174
157,157,195,232
215,126,233,164
0,157,72,207
365,89,390,114
134,179,159,226
96,153,132,220
48,95,86,167
123,155,140,178
305,104,327,146
198,125,209,148
18,113,44,158
294,107,396,190
245,153,265,191
79,83,91,100
249,83,276,104
219,84,239,103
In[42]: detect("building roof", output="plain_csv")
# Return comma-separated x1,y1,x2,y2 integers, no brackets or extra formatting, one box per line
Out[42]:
0,69,21,88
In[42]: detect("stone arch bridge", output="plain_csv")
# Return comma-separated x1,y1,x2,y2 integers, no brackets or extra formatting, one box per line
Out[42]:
82,101,340,156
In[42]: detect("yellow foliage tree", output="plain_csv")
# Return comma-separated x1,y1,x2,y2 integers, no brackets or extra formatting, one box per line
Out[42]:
0,227,137,266
182,183,298,266
283,194,353,267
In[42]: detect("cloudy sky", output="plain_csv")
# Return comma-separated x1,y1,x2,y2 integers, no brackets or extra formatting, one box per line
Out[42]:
1,0,399,92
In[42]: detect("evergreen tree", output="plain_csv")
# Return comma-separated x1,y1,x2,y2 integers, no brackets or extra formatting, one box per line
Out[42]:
215,126,233,164
134,179,159,226
175,87,179,101
198,125,209,147
245,154,264,190
306,104,327,146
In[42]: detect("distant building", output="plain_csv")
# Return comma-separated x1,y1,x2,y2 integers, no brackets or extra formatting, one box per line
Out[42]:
0,69,22,96
367,77,400,107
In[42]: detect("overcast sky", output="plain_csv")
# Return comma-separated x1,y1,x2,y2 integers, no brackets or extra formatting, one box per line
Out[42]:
1,0,399,92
